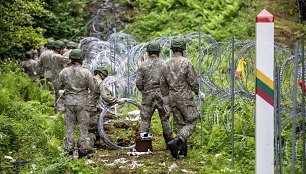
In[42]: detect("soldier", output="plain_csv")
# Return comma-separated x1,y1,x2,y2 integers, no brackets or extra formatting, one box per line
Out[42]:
160,38,199,159
135,42,173,147
22,51,38,80
62,39,69,54
56,49,96,158
52,40,70,82
88,66,124,148
38,39,54,82
63,41,77,58
30,49,39,62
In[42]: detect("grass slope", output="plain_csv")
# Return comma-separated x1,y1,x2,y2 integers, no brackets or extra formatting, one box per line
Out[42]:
118,0,304,47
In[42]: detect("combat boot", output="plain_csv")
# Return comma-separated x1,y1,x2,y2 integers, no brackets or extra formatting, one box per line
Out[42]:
78,150,87,158
67,150,74,159
167,138,182,159
78,149,94,159
179,148,187,158
179,141,187,158
164,134,172,150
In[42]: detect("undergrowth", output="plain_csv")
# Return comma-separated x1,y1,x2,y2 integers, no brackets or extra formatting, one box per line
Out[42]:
120,0,256,42
0,60,95,173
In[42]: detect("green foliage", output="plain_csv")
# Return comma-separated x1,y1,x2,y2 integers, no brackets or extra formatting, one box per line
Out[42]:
37,157,96,174
0,0,90,60
0,1,47,59
34,0,90,40
0,60,62,172
0,60,98,173
122,0,257,42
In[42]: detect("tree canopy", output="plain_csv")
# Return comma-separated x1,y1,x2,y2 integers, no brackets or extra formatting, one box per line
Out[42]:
0,0,89,60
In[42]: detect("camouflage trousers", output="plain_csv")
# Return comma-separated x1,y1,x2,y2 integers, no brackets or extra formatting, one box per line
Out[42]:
140,91,173,142
170,100,198,144
55,97,65,114
88,110,100,148
64,105,91,152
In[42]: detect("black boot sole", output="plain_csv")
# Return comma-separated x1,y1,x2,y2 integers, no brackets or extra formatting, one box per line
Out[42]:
179,149,187,158
167,143,179,159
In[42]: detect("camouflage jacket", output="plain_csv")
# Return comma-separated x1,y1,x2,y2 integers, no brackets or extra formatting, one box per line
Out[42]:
23,59,38,77
63,49,72,58
57,63,95,106
89,76,117,109
160,55,199,101
136,55,166,93
52,53,70,81
38,50,54,78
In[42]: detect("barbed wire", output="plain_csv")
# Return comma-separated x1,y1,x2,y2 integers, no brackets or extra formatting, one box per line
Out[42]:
78,31,304,170
79,32,303,127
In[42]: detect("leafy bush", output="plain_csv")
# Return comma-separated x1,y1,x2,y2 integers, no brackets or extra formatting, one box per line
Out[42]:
34,0,90,40
0,1,47,59
0,60,59,172
0,60,100,173
0,0,90,60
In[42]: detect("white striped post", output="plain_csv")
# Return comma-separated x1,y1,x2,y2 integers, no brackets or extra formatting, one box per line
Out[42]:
255,9,274,174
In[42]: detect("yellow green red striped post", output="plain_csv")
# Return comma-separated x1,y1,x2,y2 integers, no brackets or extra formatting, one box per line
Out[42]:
256,69,274,106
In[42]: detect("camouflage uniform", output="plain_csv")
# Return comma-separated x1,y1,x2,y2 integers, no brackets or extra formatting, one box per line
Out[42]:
52,41,70,114
136,43,173,143
63,49,72,58
38,49,54,80
91,76,117,108
31,49,39,62
51,53,70,82
63,41,77,57
53,54,70,114
38,39,54,80
62,39,69,54
88,75,117,148
160,55,198,143
23,51,38,80
160,38,198,158
51,40,70,82
56,49,96,154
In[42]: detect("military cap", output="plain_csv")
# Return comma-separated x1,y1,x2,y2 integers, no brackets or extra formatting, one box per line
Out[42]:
67,41,77,49
54,40,65,49
25,51,33,59
146,41,161,52
69,49,84,60
46,39,55,49
170,38,186,50
94,66,108,77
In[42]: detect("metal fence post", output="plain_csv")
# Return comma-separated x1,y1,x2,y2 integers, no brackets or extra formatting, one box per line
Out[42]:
198,23,204,147
277,67,283,174
275,66,279,174
301,34,306,174
292,42,299,174
230,36,235,169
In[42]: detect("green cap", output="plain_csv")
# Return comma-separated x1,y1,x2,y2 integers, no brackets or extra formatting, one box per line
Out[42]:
170,38,186,50
67,41,77,49
46,39,55,49
54,40,65,49
62,39,69,45
69,49,84,60
94,66,108,77
146,41,161,52
25,51,33,59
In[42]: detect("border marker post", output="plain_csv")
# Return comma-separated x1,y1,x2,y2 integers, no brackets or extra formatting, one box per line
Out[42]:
255,9,275,174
